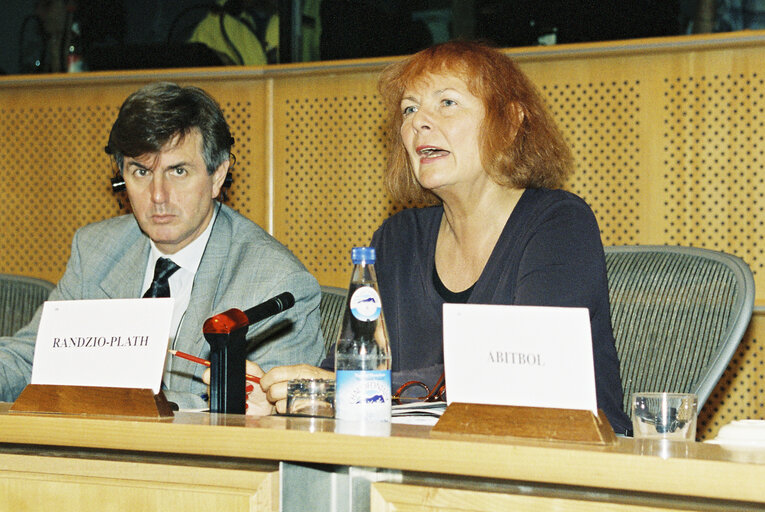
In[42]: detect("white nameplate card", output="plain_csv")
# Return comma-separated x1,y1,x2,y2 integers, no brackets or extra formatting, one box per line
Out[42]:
31,298,174,394
443,304,598,414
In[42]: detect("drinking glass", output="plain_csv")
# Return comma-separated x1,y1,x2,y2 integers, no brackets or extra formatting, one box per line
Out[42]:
631,392,697,440
287,379,335,418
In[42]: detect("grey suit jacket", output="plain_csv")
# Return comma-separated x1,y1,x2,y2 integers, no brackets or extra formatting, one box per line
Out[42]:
0,204,324,407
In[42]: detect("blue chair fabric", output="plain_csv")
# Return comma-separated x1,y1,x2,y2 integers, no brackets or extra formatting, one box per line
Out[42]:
0,273,55,337
319,285,347,357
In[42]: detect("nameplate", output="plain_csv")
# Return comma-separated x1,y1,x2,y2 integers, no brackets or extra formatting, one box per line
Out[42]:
10,385,175,419
443,304,597,414
31,298,173,394
431,403,616,445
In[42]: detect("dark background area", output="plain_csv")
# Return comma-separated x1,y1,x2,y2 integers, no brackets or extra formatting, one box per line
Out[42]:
0,0,720,76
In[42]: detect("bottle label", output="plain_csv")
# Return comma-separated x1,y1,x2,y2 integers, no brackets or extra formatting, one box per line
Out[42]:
335,370,391,422
349,286,381,321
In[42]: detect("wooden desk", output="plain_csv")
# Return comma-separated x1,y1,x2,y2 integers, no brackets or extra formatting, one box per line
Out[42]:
0,403,763,511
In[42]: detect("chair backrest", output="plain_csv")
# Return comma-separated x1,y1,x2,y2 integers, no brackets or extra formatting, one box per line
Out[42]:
0,273,56,337
319,285,347,357
604,245,754,417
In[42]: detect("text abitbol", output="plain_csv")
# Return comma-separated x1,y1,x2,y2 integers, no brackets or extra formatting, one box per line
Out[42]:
52,336,149,348
489,351,544,365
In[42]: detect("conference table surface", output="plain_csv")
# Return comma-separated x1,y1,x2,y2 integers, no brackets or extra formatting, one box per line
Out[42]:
0,402,763,508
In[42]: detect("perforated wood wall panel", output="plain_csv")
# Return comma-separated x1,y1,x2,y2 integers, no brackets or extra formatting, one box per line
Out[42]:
272,72,393,284
541,80,642,245
215,80,268,222
661,72,765,272
0,88,122,282
698,312,765,440
519,42,765,291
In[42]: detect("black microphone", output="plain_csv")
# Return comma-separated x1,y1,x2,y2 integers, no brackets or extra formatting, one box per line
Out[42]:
203,292,295,334
244,291,295,325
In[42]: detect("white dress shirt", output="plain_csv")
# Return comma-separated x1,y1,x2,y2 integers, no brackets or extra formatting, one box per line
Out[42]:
141,208,218,350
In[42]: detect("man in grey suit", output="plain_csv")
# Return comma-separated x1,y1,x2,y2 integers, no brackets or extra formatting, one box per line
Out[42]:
0,83,324,410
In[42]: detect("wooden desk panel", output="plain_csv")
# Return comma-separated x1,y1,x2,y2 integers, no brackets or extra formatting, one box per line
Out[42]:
0,452,277,512
0,405,763,509
370,483,710,512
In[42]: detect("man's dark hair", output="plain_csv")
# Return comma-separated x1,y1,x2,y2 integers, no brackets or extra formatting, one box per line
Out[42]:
107,82,232,174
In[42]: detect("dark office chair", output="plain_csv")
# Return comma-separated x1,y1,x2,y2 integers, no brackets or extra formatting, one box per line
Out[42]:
604,245,754,418
319,285,347,356
0,274,55,337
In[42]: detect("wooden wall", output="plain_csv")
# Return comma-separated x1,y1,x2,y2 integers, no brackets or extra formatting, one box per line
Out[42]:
0,31,763,438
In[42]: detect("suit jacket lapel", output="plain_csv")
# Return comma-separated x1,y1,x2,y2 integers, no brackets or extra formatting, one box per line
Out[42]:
167,206,233,390
99,226,149,299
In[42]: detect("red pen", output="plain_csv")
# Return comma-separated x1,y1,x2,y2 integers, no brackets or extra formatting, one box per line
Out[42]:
168,349,261,384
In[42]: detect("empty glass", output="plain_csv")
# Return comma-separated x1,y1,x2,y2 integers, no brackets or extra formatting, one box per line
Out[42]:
631,392,698,440
287,379,335,418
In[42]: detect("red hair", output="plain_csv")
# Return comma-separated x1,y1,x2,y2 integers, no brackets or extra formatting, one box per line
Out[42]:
378,41,573,204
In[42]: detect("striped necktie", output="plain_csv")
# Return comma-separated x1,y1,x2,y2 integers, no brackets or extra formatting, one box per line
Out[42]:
143,257,180,298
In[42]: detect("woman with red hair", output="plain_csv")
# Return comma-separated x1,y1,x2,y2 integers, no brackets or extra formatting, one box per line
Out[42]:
254,41,630,434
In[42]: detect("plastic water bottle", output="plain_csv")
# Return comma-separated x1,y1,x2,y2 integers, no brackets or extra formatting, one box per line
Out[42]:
334,247,392,422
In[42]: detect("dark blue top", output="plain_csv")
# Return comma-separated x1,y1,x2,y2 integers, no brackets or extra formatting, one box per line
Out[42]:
323,188,631,434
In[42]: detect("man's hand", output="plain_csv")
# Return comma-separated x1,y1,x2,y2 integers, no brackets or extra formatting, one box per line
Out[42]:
202,362,333,415
260,364,334,414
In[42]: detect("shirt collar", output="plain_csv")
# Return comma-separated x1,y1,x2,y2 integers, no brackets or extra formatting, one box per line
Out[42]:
148,206,218,274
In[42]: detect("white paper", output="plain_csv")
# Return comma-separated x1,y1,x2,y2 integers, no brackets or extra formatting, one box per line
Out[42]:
442,304,598,414
31,298,174,394
391,402,446,426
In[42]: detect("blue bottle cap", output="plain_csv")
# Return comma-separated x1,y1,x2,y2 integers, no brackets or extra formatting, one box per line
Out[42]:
351,246,376,264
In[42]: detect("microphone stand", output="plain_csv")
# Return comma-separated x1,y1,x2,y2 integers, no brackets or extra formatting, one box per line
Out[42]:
203,292,295,414
203,308,249,414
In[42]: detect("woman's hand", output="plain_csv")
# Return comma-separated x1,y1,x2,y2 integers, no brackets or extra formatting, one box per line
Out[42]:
260,364,334,414
243,360,271,416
